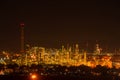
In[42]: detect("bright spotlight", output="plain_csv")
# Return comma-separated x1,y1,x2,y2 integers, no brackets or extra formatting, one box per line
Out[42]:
30,74,37,80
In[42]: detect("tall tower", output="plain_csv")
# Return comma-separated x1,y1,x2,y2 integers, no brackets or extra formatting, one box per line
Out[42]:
20,23,25,53
75,44,79,54
84,51,87,65
94,44,101,54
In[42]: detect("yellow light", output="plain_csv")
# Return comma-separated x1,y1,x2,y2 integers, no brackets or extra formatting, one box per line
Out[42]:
31,74,37,79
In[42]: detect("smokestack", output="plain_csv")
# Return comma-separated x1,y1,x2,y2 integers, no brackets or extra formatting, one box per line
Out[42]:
20,23,25,53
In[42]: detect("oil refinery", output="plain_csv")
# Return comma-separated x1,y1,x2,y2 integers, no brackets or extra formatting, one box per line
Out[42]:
0,24,120,69
0,43,120,69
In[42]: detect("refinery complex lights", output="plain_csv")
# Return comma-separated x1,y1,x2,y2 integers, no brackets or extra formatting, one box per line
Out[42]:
0,44,119,68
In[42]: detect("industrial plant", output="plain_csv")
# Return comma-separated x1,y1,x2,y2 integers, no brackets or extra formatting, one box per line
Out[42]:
0,23,120,69
0,24,120,80
0,43,120,69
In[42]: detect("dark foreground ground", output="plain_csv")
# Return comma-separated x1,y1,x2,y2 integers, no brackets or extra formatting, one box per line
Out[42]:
0,75,120,80
0,64,120,80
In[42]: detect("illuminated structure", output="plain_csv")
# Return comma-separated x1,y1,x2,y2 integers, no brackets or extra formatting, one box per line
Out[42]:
1,43,120,68
94,44,102,55
17,44,113,68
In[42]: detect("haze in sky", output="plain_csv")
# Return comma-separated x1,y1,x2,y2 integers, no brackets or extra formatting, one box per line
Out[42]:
0,0,120,52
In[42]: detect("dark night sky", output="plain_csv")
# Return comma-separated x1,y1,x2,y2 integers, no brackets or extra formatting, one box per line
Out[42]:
0,0,120,52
